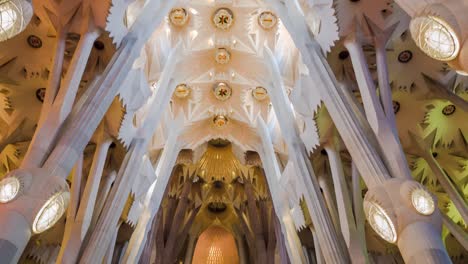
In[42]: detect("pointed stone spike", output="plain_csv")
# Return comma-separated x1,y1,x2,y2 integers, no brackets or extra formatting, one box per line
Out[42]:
364,15,399,46
422,73,468,112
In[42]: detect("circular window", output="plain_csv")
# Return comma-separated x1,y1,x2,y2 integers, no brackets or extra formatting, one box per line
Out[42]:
169,8,189,27
0,177,20,203
213,8,234,30
258,11,277,30
410,16,460,61
32,191,70,234
364,201,397,243
411,189,435,215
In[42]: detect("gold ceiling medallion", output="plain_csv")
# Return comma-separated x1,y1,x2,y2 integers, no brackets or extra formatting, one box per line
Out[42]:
169,8,189,27
213,115,228,128
213,82,232,101
213,8,234,30
258,11,278,30
252,86,268,101
174,83,191,99
215,48,231,64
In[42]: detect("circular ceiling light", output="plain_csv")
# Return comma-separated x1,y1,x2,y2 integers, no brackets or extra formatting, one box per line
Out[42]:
215,48,230,64
0,177,20,203
364,200,397,243
213,82,232,101
252,86,268,101
258,11,278,30
0,0,32,42
411,189,435,215
169,8,189,27
213,115,228,128
32,191,70,234
174,83,191,99
410,16,460,61
213,8,234,30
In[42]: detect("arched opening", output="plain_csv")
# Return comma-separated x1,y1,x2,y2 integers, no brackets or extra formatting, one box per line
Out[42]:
192,226,239,264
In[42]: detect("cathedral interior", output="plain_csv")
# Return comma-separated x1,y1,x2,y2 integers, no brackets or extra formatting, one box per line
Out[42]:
0,0,467,263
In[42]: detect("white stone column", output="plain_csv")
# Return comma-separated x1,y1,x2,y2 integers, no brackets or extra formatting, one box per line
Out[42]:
256,118,307,264
344,34,412,181
323,139,366,263
121,128,183,264
262,49,350,262
263,0,451,261
263,0,392,188
57,133,112,263
23,28,101,168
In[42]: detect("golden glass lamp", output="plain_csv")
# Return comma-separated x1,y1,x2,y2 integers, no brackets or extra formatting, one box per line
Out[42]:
411,189,435,216
364,200,397,243
0,0,33,42
32,191,70,234
410,16,460,61
0,176,20,203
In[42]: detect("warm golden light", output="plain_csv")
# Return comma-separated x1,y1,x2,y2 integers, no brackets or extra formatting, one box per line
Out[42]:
411,189,435,215
33,191,70,234
364,201,397,243
410,16,460,61
0,177,20,203
0,0,33,42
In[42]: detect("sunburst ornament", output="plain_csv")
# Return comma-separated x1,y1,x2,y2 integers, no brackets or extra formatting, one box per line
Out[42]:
213,8,234,30
252,86,268,101
174,83,191,99
169,8,190,27
213,82,232,101
215,48,230,64
410,16,460,61
257,11,277,30
213,115,228,128
423,100,468,147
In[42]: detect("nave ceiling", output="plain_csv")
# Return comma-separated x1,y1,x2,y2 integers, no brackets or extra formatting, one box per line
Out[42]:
0,0,467,263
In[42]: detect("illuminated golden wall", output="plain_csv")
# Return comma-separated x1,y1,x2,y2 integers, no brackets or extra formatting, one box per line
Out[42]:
192,226,239,264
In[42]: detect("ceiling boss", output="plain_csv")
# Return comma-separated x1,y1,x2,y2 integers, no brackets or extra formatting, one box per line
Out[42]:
169,7,190,27
213,8,234,30
213,82,232,101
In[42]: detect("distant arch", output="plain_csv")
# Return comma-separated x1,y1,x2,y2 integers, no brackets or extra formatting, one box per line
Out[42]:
192,225,239,264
